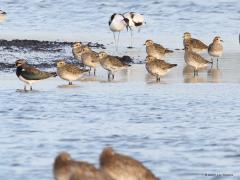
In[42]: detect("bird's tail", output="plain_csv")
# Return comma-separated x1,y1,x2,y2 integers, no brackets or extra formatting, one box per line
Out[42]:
165,49,174,53
82,68,90,73
50,72,57,77
170,64,177,68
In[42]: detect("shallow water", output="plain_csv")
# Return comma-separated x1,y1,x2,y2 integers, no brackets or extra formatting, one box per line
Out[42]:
0,63,240,180
0,0,240,50
0,0,240,180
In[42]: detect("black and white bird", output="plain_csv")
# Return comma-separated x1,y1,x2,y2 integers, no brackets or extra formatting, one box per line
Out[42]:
15,59,57,91
109,13,129,51
123,12,145,48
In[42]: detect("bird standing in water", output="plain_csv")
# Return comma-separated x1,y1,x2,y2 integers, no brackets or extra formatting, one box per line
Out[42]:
123,12,145,48
15,59,56,91
109,13,129,51
208,36,223,68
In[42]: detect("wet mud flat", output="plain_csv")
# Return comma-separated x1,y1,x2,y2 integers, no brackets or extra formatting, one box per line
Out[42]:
0,39,106,72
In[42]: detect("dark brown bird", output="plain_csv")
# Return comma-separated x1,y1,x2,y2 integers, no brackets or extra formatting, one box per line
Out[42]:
15,59,56,91
100,147,159,180
53,152,112,180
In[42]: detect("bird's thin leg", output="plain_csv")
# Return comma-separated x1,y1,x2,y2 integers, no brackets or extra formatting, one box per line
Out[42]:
30,86,33,91
89,67,91,74
112,73,114,80
108,71,111,81
113,32,117,51
117,32,120,51
194,69,196,76
130,30,133,48
94,69,96,76
24,85,27,91
69,82,72,85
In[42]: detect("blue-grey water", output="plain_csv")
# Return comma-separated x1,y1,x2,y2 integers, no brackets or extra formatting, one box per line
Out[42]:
0,0,240,180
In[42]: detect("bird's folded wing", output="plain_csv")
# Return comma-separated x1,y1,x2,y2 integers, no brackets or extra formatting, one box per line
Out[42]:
191,39,208,48
21,66,52,80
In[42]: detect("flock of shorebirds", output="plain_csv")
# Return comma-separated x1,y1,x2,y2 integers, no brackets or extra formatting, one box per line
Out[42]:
1,11,223,91
1,9,225,180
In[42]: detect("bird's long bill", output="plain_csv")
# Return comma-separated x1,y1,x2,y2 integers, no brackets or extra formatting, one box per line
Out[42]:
220,40,224,42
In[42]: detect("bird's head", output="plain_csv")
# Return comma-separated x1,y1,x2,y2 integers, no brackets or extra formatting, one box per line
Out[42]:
72,42,82,49
98,51,108,59
144,40,153,46
183,32,191,39
54,152,71,164
15,59,27,67
145,56,155,62
0,10,6,15
56,59,66,67
213,36,223,43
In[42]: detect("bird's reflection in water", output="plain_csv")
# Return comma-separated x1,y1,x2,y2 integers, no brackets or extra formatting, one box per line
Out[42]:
183,65,207,83
145,74,167,84
208,68,222,83
183,65,207,75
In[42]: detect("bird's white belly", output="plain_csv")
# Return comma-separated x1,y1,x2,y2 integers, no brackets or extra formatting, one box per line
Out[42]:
19,76,38,85
147,65,168,76
110,22,125,32
209,50,222,57
57,71,81,81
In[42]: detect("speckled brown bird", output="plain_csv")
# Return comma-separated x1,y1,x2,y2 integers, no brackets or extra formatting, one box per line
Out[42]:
145,40,173,59
184,45,212,76
208,36,223,66
80,46,99,75
72,42,87,62
100,147,159,180
98,52,130,81
145,56,177,82
56,59,89,85
183,32,208,53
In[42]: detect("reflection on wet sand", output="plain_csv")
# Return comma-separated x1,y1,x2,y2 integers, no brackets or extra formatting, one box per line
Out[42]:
183,65,207,83
145,74,168,84
208,68,222,83
182,64,207,75
184,75,206,83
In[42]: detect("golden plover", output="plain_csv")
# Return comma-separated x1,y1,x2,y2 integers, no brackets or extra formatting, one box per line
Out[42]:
56,59,89,85
145,56,177,82
183,32,208,53
145,39,173,59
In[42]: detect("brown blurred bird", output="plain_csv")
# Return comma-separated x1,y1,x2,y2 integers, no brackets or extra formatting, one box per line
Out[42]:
100,147,159,180
53,152,112,180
